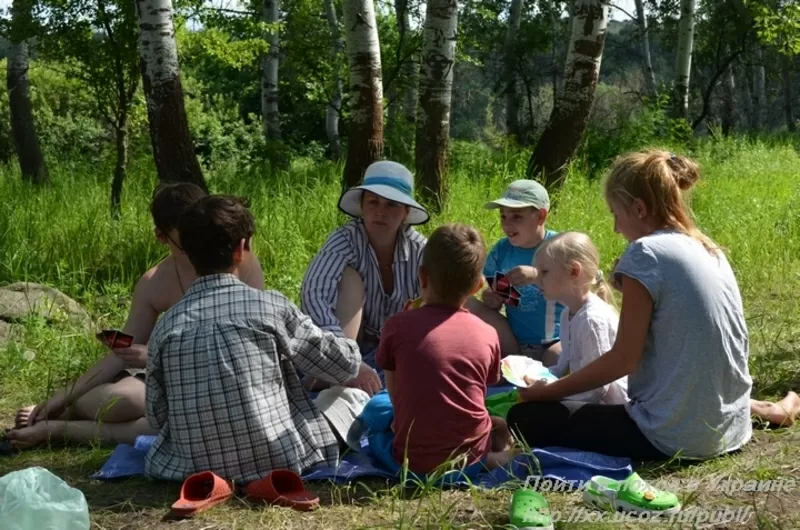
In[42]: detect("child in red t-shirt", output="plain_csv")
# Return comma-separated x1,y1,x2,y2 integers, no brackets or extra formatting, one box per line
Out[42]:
376,224,518,475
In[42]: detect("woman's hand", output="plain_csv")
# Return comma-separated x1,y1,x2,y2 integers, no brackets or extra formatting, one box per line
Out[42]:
344,362,383,396
506,265,538,287
114,344,148,369
482,289,506,310
517,376,554,403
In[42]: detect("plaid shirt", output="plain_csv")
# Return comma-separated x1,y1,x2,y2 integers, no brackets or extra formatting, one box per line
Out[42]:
144,274,361,483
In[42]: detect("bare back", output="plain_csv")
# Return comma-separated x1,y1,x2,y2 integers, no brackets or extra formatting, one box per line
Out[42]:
122,251,265,345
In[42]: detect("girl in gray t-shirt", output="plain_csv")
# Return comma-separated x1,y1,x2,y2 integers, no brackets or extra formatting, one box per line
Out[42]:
507,150,764,461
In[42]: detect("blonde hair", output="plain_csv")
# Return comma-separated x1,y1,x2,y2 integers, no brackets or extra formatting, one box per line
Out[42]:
535,232,615,307
604,149,717,254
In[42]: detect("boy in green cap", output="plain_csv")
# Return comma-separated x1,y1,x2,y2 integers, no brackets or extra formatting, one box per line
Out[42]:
468,180,565,366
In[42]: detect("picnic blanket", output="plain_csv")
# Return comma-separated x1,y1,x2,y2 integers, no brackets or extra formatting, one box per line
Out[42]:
92,386,633,487
91,434,631,488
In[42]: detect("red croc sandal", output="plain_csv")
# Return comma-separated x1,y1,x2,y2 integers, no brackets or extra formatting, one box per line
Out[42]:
244,469,320,511
170,471,234,517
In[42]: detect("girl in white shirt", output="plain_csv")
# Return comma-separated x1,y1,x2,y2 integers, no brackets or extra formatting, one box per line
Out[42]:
533,232,628,405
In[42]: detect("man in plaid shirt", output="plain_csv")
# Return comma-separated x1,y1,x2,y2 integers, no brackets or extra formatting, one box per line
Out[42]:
144,195,364,483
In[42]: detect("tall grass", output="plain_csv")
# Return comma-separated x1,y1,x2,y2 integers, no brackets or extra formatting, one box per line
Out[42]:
1,137,800,405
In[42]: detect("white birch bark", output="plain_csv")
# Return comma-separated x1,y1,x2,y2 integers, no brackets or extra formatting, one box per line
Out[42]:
635,0,657,97
527,0,609,189
504,0,524,136
262,0,280,140
137,0,179,86
136,0,205,188
342,0,383,186
415,0,458,209
324,0,344,158
673,0,696,120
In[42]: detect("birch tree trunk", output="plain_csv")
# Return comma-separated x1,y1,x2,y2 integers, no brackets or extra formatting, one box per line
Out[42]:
324,0,343,159
262,0,280,140
634,0,656,97
755,50,767,129
780,54,796,133
739,63,754,131
7,0,49,184
342,0,383,187
504,0,524,137
673,0,696,121
415,0,458,211
527,0,609,190
110,111,131,218
721,65,736,135
136,0,206,190
396,0,418,123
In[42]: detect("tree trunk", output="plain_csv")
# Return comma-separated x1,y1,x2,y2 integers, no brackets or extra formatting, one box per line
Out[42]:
323,0,343,159
342,0,383,188
504,0,524,137
415,0,458,211
739,62,754,131
527,0,609,190
396,0,418,124
754,49,767,130
262,0,280,140
634,0,656,98
781,54,796,133
721,65,736,135
110,113,130,219
673,0,696,121
550,10,560,98
135,0,206,190
7,0,48,185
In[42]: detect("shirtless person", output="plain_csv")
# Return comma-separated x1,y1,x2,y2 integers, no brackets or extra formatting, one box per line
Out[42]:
9,183,265,448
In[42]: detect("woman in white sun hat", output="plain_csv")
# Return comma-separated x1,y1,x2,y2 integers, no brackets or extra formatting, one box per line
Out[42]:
301,161,429,396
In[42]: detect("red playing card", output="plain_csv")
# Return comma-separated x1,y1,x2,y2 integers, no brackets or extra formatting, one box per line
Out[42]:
495,271,511,295
96,329,134,349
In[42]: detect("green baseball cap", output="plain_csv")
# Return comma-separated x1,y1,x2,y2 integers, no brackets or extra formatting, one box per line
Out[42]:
484,179,550,210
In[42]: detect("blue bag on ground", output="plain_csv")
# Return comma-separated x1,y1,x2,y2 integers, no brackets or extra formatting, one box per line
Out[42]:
0,466,90,530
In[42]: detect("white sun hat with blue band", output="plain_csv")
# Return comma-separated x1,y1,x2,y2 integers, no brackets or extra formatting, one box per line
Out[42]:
338,160,430,225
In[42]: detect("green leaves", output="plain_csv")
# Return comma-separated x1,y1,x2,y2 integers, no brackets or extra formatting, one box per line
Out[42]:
746,0,800,55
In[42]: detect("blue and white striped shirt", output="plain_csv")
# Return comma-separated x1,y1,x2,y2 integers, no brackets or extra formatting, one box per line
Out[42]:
301,219,427,340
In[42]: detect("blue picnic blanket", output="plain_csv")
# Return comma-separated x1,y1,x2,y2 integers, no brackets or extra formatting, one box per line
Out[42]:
91,434,631,488
91,387,632,487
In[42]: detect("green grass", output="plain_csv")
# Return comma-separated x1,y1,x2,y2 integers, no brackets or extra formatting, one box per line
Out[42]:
1,138,800,528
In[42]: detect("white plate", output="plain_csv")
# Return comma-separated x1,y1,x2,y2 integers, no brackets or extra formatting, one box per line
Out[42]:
501,355,558,387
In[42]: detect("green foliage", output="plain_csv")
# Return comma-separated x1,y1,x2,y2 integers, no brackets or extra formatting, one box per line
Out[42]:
581,89,692,178
0,60,110,161
747,0,800,55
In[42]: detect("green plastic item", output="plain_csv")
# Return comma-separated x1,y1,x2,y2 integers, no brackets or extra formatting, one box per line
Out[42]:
485,389,520,419
582,472,681,516
0,466,90,529
508,477,554,530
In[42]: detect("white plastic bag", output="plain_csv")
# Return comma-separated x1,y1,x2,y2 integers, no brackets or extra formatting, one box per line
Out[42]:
0,467,90,530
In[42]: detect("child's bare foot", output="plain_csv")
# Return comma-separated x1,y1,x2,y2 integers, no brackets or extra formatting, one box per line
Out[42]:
751,392,800,427
486,447,522,469
14,406,35,429
491,416,514,451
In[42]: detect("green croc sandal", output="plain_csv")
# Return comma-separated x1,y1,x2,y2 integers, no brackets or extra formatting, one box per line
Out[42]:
582,472,681,516
509,478,554,530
